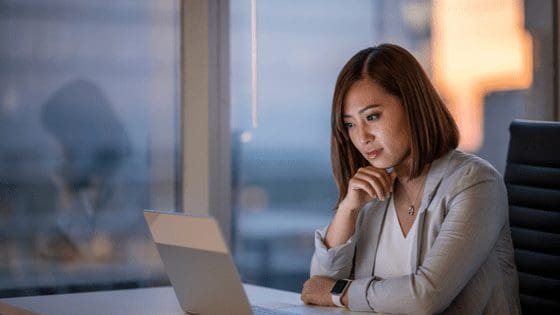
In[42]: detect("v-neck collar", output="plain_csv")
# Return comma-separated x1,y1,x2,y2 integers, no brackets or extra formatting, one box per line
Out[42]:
389,195,418,239
362,150,457,277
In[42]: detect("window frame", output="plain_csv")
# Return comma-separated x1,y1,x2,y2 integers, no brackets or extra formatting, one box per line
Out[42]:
180,0,232,243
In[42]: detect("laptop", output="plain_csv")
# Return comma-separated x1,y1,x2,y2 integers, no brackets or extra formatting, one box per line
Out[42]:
143,210,318,315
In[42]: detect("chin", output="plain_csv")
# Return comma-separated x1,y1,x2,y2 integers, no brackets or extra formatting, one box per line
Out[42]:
367,158,391,170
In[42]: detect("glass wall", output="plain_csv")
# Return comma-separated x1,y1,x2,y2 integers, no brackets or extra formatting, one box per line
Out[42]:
0,0,180,297
0,0,540,298
230,0,431,291
230,0,533,292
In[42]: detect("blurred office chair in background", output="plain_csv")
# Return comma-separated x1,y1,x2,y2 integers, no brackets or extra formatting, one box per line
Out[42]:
504,119,560,314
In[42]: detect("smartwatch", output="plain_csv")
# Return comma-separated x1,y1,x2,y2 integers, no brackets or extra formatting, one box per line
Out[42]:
330,279,352,307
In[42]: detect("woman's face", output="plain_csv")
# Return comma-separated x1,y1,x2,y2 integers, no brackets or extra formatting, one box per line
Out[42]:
342,79,412,172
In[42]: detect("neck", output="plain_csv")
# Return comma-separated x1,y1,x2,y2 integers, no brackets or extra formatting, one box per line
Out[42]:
392,151,431,191
393,155,414,182
394,165,429,216
395,161,430,191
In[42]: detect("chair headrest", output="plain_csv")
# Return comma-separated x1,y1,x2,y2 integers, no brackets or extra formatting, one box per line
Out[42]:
507,119,560,167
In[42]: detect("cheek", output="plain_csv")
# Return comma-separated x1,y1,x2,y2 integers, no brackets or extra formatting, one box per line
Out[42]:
394,131,411,151
386,116,410,145
348,132,360,149
382,127,408,151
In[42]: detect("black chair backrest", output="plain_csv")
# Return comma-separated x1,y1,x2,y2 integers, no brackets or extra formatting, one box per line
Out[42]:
504,119,560,314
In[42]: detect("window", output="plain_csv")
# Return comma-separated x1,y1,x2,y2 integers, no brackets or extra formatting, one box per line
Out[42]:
229,0,535,292
0,0,180,296
230,0,407,290
1,0,550,298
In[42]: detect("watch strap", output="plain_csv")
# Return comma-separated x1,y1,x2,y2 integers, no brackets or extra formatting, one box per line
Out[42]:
332,293,344,307
330,279,352,308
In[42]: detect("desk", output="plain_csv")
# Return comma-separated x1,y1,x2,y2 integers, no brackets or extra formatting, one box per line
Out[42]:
0,284,364,315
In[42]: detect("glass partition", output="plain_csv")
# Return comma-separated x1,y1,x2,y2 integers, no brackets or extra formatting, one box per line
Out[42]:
0,0,180,297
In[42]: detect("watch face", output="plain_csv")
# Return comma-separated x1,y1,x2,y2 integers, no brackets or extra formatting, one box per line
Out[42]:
331,279,349,294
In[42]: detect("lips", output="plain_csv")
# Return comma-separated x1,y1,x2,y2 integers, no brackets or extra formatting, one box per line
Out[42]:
366,148,383,159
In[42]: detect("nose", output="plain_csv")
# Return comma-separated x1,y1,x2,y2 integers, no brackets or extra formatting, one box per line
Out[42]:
357,124,373,145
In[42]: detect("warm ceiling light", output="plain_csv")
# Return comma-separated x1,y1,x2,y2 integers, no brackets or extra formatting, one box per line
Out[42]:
432,0,533,151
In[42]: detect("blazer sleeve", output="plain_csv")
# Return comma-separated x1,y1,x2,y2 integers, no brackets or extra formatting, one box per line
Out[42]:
309,226,356,279
309,205,367,279
347,166,508,314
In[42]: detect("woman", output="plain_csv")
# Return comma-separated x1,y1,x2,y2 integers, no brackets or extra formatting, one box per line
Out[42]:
300,44,520,314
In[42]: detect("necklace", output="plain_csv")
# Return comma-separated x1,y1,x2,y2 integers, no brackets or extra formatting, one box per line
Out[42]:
399,178,424,216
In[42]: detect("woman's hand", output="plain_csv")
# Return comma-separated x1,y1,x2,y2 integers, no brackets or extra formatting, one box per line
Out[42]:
324,166,396,248
338,166,396,212
301,276,336,306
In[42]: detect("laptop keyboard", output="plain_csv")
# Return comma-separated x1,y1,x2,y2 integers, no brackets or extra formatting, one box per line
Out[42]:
251,305,299,315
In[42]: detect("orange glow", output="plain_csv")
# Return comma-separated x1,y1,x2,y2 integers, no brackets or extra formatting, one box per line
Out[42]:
432,0,533,151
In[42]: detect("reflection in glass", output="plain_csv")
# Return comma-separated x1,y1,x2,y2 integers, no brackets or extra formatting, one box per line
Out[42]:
38,79,130,262
0,0,179,297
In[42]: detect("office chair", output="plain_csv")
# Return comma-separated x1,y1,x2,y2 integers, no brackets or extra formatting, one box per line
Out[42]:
504,119,560,314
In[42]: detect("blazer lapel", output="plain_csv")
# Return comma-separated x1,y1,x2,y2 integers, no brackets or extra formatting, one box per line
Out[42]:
353,198,390,277
409,150,455,272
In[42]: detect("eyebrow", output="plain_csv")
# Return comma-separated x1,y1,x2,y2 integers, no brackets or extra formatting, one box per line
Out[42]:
343,104,381,118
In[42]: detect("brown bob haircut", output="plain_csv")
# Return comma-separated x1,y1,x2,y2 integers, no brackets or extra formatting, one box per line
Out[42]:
331,43,459,206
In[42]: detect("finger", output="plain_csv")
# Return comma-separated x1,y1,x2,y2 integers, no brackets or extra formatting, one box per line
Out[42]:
349,178,376,198
359,167,392,195
360,169,390,197
348,178,376,199
353,172,387,200
354,173,386,200
305,298,318,306
357,167,390,196
301,293,316,306
367,167,393,196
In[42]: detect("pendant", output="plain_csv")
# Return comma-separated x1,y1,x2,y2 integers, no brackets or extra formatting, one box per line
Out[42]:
407,205,415,216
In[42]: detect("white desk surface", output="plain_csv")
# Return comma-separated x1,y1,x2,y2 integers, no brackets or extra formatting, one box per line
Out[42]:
0,284,365,315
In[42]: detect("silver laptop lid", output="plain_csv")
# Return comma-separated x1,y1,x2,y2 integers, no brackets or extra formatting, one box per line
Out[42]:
144,210,252,315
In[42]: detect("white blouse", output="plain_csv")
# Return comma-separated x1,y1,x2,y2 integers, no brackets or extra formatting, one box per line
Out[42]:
374,196,418,279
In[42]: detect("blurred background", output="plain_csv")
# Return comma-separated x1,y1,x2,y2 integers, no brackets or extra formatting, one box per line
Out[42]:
0,0,180,296
0,0,557,297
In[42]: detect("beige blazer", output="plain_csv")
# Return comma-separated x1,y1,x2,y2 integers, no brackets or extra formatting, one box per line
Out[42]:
311,150,521,314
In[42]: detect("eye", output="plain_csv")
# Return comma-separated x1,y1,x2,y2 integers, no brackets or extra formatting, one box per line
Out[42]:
343,121,354,129
367,113,380,121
